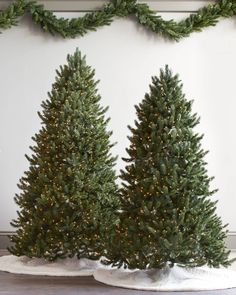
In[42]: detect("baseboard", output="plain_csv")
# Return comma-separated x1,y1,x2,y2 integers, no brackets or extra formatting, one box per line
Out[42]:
1,231,236,251
0,232,14,250
226,232,236,251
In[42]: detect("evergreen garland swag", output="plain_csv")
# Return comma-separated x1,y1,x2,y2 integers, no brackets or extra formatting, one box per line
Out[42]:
0,0,236,41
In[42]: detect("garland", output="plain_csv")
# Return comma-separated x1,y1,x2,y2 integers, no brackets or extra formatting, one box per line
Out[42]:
0,0,236,41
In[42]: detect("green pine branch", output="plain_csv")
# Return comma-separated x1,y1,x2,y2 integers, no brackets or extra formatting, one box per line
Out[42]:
0,0,236,40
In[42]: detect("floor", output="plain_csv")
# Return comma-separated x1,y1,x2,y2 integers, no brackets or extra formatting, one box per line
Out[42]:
0,251,236,295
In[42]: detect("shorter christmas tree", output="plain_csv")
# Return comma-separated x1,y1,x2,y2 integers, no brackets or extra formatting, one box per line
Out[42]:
9,49,119,261
105,66,232,270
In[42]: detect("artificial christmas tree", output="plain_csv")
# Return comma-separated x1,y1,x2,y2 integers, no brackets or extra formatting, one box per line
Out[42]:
105,66,232,270
8,49,119,262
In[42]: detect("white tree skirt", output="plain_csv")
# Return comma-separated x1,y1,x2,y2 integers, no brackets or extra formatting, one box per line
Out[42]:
94,265,236,291
0,255,105,276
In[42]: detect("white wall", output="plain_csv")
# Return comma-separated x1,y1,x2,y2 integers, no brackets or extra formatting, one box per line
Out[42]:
0,13,236,231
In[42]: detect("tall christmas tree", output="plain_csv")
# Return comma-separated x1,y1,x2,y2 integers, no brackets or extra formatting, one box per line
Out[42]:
106,66,231,270
9,49,119,261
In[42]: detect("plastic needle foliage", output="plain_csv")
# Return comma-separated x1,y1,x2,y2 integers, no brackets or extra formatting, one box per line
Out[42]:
105,66,233,270
0,0,236,41
8,49,119,261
